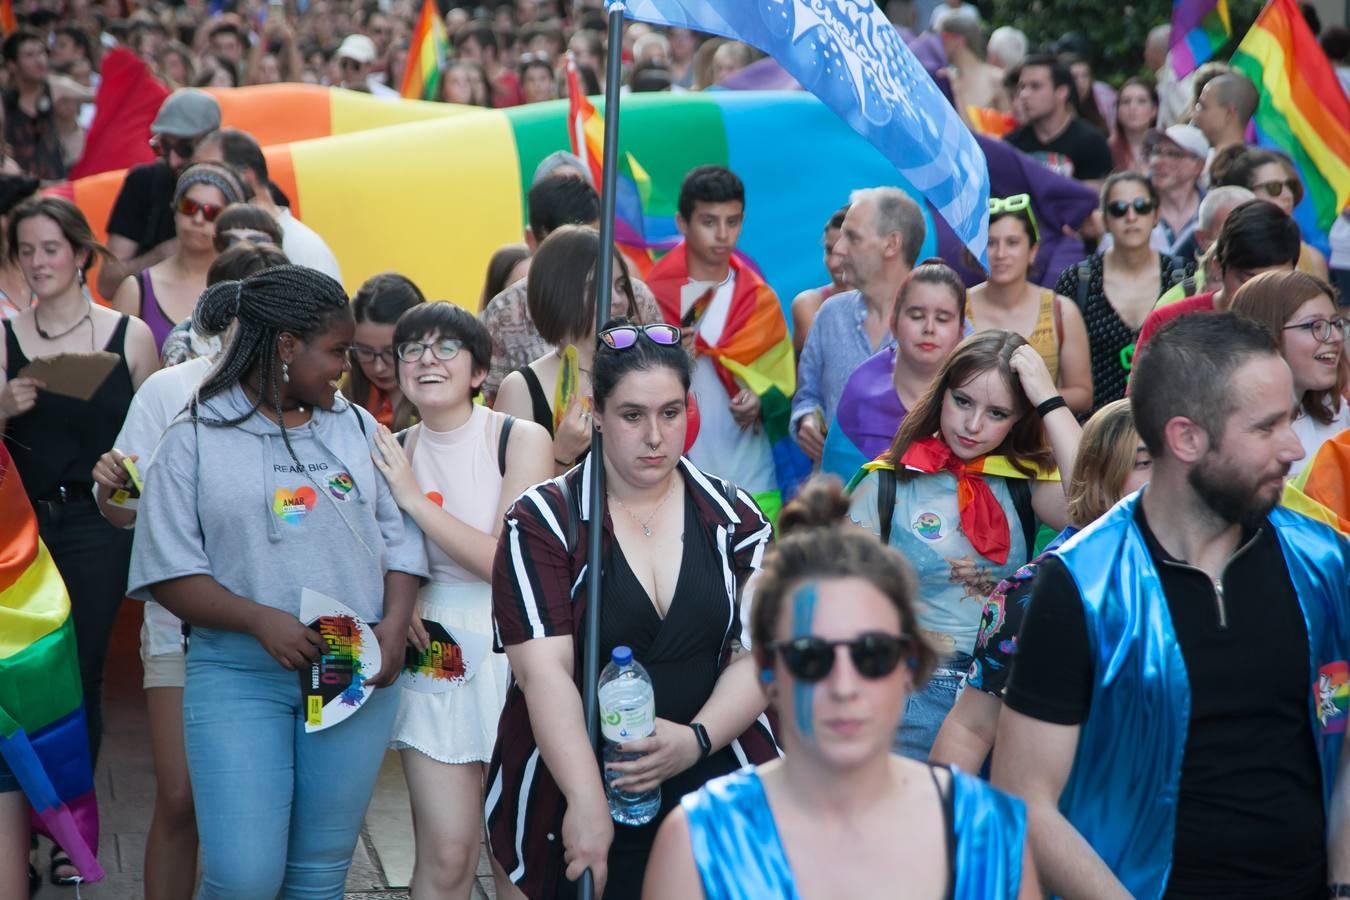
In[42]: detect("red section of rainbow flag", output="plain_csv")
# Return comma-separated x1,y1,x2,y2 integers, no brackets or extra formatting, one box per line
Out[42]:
400,0,448,101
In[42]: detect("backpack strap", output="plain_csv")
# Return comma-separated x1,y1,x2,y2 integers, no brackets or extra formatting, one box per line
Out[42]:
877,467,897,545
1073,259,1092,313
396,423,421,459
1008,477,1037,563
352,403,368,437
497,414,516,477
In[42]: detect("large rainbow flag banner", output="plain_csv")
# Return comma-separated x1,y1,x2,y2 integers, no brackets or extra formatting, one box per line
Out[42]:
67,86,937,311
1170,0,1232,79
0,446,102,882
1231,0,1350,241
400,0,449,101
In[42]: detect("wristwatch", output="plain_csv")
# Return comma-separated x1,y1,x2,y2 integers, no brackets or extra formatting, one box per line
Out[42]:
690,722,711,761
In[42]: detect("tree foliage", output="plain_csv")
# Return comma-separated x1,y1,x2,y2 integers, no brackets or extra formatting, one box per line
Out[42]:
987,0,1268,84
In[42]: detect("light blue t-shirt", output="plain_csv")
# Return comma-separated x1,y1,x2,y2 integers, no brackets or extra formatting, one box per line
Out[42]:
848,467,1025,655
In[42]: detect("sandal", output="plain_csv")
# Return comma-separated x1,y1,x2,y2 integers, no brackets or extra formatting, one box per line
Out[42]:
49,843,81,887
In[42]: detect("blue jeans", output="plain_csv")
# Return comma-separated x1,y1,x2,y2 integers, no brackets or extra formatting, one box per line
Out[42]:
895,653,971,761
183,628,400,900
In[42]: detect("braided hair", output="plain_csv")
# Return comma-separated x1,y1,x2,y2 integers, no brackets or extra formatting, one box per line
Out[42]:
191,264,350,468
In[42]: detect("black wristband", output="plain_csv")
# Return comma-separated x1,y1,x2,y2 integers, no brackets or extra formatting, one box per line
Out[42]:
1035,395,1068,418
1329,885,1350,898
690,722,711,760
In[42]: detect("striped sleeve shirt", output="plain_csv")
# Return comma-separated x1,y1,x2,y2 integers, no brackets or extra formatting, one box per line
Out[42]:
485,454,779,898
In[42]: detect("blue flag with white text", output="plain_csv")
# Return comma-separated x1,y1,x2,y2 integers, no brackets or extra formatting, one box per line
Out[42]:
612,0,990,262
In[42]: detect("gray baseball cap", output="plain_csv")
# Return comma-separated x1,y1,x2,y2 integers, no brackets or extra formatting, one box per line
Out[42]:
151,88,222,138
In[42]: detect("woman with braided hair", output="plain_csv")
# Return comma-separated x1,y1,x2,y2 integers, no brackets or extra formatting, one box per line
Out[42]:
128,264,429,899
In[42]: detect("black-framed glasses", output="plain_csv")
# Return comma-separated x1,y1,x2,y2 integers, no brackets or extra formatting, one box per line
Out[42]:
350,345,397,366
1106,197,1157,218
767,632,914,682
175,197,224,222
396,339,463,363
599,323,681,350
1283,317,1347,343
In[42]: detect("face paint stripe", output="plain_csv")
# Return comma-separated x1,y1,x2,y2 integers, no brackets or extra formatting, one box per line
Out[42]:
792,583,819,741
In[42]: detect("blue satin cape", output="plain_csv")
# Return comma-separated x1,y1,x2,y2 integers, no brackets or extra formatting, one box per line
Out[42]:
1053,494,1350,899
683,765,1025,899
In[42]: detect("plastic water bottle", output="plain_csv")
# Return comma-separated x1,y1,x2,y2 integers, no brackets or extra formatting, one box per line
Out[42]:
598,646,661,825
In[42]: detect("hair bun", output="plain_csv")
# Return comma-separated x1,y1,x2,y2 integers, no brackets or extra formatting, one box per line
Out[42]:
193,278,243,335
776,477,851,537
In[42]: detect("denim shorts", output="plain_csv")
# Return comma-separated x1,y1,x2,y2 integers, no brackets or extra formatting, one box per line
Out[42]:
895,653,973,761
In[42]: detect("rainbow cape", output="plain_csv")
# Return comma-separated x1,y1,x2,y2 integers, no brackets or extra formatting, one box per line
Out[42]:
1230,0,1350,244
1170,0,1232,78
1285,434,1350,535
399,0,449,101
846,456,1062,493
0,446,102,882
646,245,807,496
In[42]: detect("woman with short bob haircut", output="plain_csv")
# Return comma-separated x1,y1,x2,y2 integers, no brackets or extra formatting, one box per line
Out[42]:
494,224,638,475
847,330,1080,761
930,398,1151,771
644,479,1038,899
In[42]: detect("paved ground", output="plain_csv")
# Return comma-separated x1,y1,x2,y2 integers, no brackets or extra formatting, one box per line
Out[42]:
30,602,498,900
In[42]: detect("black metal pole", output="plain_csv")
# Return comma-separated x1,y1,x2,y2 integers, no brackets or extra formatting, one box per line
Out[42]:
579,6,626,900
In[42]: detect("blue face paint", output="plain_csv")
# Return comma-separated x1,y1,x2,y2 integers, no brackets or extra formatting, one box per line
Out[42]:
791,583,819,741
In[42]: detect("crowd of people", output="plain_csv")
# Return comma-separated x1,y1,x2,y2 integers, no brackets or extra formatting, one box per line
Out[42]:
1,0,1350,899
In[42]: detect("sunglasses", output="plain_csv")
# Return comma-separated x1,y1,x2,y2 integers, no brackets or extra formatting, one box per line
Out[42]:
768,632,915,682
396,338,463,363
988,193,1040,244
1106,197,1157,218
175,197,224,222
1253,178,1302,201
599,323,681,350
223,229,274,246
339,57,365,70
152,135,196,159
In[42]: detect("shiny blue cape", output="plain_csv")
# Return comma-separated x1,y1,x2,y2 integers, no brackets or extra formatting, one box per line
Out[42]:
1053,494,1350,899
683,765,1025,899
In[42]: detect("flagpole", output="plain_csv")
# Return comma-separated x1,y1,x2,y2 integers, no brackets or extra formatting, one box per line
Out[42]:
579,5,625,900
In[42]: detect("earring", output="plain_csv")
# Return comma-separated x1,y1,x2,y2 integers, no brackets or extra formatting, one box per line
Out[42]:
282,361,290,384
76,266,85,287
759,669,775,684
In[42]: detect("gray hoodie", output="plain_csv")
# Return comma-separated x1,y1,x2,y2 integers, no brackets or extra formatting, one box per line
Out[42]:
128,384,428,623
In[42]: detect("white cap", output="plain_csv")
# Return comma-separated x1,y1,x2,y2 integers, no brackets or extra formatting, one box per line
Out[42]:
336,34,377,65
1160,124,1210,159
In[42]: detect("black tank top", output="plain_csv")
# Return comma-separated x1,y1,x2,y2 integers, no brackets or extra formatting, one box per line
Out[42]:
517,365,554,437
3,315,135,500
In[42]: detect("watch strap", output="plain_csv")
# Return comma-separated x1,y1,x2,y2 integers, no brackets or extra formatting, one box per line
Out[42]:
690,722,711,760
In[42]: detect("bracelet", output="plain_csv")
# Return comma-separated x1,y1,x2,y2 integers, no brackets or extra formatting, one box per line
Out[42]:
1035,395,1068,418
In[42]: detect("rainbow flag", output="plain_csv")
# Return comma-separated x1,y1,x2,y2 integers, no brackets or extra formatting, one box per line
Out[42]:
0,447,102,882
966,106,1019,139
646,246,808,504
399,0,449,101
1231,0,1350,239
1170,0,1232,78
565,56,671,275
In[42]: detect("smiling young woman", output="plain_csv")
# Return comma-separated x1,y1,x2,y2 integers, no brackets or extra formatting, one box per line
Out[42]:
370,302,552,899
127,265,428,899
846,330,1081,761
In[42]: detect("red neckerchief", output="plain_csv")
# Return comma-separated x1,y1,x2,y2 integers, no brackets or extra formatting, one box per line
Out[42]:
899,436,1012,564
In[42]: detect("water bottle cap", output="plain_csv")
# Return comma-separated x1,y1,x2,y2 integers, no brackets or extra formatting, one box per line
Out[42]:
611,646,633,666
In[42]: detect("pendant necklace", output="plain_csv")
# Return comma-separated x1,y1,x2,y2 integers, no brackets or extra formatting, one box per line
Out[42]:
612,478,676,537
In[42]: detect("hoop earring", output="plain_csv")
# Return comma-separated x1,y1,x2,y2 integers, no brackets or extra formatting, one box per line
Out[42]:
282,361,290,384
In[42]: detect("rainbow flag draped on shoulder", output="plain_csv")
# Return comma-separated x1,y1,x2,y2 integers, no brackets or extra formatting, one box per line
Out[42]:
1170,0,1232,78
646,246,806,497
399,0,449,101
0,446,102,882
1231,0,1350,242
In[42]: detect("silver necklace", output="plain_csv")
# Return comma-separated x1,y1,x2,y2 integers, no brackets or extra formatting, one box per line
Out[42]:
611,478,676,537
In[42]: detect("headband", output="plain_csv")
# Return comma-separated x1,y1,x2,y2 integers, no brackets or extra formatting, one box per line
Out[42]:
174,165,244,207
